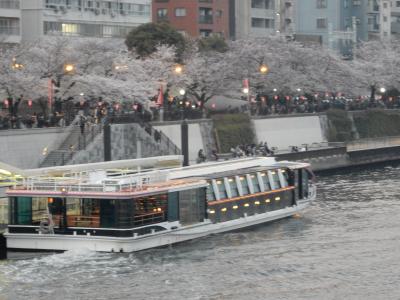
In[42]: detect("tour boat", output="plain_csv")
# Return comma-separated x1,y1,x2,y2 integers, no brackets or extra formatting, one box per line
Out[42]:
4,156,316,253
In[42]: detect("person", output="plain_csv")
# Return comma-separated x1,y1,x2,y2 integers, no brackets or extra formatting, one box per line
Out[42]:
211,149,219,161
79,115,86,134
197,149,206,163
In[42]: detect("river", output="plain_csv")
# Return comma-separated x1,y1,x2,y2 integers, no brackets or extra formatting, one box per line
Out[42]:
1,164,400,300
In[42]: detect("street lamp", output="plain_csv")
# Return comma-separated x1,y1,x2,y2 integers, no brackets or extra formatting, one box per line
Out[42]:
174,64,183,74
11,57,24,70
273,88,278,92
179,89,186,96
63,63,75,74
297,88,302,92
259,64,269,74
380,87,386,93
243,87,249,94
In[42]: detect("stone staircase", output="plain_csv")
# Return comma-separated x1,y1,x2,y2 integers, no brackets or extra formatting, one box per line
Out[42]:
40,115,181,167
40,122,103,168
199,120,217,158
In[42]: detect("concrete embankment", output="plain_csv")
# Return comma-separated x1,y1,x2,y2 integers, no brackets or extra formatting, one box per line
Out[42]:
275,137,400,172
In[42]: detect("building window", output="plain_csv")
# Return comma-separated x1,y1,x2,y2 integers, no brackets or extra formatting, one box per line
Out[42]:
316,18,328,29
199,7,213,24
353,0,361,5
383,16,388,22
251,18,274,29
157,8,168,20
0,17,19,35
316,0,327,8
200,29,212,37
175,8,186,17
397,1,400,7
251,0,274,9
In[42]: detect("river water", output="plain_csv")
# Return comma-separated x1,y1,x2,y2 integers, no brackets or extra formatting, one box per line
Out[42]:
1,164,400,300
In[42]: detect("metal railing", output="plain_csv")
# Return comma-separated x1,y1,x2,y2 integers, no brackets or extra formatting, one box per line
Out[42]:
18,171,168,193
109,114,181,155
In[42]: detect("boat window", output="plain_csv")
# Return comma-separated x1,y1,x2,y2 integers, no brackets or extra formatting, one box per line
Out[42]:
250,174,261,193
228,177,239,197
206,182,215,201
134,194,167,227
10,197,32,225
279,169,289,187
66,198,100,228
216,179,227,199
260,172,271,191
0,197,8,226
302,169,309,198
32,197,49,225
179,188,206,225
239,176,250,195
100,199,116,228
270,170,281,189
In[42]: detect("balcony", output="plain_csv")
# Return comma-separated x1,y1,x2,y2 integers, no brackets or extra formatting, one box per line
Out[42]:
199,15,213,24
0,0,19,9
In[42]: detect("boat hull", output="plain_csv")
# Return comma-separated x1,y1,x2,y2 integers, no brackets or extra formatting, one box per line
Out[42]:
5,200,311,253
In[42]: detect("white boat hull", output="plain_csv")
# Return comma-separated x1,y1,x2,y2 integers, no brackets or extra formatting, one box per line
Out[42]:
5,200,311,253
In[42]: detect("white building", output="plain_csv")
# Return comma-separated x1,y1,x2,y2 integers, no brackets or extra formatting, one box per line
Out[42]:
368,0,400,41
232,0,296,39
0,0,151,43
0,0,20,43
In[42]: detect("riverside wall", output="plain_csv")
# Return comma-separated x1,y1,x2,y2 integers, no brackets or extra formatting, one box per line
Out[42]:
275,139,400,172
2,112,400,170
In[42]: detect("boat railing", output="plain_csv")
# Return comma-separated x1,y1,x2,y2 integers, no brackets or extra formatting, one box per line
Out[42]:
16,172,168,193
115,212,165,228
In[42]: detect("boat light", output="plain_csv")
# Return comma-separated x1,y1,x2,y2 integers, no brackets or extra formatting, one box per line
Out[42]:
0,169,12,176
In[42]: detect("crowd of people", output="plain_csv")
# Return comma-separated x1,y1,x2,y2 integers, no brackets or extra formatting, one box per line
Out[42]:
248,95,400,116
2,93,400,131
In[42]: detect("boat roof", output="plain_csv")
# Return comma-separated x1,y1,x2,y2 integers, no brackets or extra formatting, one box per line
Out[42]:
6,156,310,197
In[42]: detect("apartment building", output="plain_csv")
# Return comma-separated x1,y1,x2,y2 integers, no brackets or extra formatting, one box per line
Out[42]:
368,0,399,40
0,0,21,43
152,0,230,38
296,0,368,53
231,0,296,39
0,0,151,43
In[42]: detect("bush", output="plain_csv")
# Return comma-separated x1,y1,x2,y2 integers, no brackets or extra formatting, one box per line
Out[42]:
354,109,400,138
326,109,353,142
212,114,255,152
